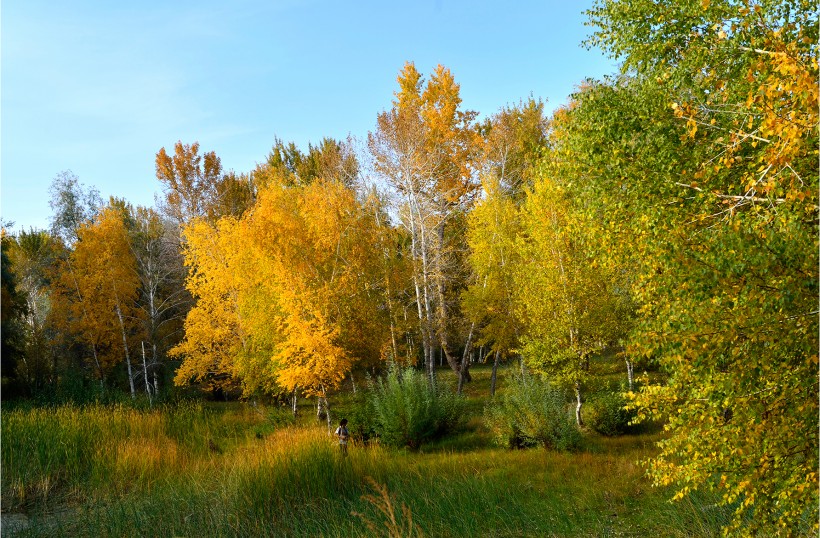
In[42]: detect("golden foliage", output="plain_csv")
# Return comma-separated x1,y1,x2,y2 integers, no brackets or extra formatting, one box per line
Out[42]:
173,179,392,397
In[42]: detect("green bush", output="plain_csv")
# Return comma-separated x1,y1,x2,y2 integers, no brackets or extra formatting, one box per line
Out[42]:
586,387,635,437
367,366,463,449
484,374,580,451
335,391,378,444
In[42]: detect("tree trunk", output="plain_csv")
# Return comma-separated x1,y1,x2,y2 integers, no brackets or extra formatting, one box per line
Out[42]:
412,272,434,385
574,382,583,427
114,300,136,399
322,386,332,432
317,388,332,430
625,359,634,391
91,344,103,388
141,342,152,406
291,388,298,417
152,342,159,395
457,323,475,395
490,350,501,397
316,395,324,420
433,218,465,380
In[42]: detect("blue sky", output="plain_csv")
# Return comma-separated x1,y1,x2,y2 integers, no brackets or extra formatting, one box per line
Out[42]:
2,1,619,232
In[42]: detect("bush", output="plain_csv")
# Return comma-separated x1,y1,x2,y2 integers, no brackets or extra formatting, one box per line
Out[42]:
367,366,463,449
336,391,378,444
484,374,580,451
586,386,635,437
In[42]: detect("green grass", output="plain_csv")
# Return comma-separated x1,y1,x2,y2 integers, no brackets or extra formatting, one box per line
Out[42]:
2,363,735,537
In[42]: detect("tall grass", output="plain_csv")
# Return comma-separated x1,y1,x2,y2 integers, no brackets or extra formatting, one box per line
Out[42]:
1,401,281,510
3,400,737,537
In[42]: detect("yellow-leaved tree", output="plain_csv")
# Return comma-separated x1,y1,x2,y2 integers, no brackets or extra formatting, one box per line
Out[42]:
170,217,247,395
173,178,392,421
514,172,630,425
50,205,144,395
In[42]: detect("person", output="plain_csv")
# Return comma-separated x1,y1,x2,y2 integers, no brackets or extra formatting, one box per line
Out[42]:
335,418,349,456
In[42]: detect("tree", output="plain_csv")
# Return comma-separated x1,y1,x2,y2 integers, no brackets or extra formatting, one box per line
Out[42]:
463,99,550,395
515,172,628,425
1,230,29,396
128,205,191,397
481,97,549,200
368,62,481,384
4,229,63,395
50,206,144,395
570,1,819,533
462,176,522,396
255,137,359,189
155,141,254,225
173,178,392,418
48,171,101,246
170,217,245,395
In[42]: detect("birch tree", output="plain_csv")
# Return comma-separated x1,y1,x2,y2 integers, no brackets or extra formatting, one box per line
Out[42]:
50,206,144,394
463,99,549,395
129,206,190,395
368,62,481,384
560,0,820,532
515,174,626,425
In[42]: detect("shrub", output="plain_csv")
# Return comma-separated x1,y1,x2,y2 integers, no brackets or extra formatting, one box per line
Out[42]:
367,366,463,449
337,392,378,444
484,374,580,451
586,386,635,437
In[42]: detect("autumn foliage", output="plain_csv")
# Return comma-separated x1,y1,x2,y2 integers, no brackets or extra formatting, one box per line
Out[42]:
3,3,815,535
172,179,391,398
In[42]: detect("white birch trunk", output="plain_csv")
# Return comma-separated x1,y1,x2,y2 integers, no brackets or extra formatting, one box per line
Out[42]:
574,382,583,427
457,323,475,395
626,359,634,392
114,299,135,399
141,341,152,406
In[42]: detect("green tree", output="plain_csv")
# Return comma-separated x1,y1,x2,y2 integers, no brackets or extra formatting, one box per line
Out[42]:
464,98,550,395
255,137,359,189
515,172,628,425
565,1,820,533
4,229,64,395
48,171,101,246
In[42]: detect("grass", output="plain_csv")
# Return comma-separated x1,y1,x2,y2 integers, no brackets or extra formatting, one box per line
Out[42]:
2,363,735,537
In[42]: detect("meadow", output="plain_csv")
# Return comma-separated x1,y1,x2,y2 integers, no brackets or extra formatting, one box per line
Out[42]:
1,365,733,537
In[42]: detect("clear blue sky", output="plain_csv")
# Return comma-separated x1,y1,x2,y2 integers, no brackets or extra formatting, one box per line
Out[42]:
2,0,619,233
